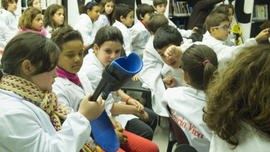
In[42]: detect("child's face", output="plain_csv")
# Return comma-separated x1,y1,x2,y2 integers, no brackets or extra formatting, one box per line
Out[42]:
104,1,114,15
7,1,17,12
33,0,42,11
87,6,101,22
157,44,181,68
154,4,166,14
58,40,84,74
53,8,64,26
94,41,122,66
31,13,43,31
141,12,152,23
29,67,57,91
211,21,231,41
121,11,134,27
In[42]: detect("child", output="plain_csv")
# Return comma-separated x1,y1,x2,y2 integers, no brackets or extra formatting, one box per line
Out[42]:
95,0,115,28
138,13,169,116
52,26,159,152
112,3,134,55
27,0,42,11
130,3,154,57
79,26,158,141
0,16,14,51
202,12,270,68
162,44,217,152
75,1,101,46
204,44,270,151
0,32,105,152
44,4,65,38
0,0,19,45
18,7,46,36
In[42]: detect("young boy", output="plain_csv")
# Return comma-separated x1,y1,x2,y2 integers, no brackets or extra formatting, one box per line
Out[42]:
139,13,170,117
202,12,270,68
0,0,19,50
112,3,134,55
130,3,154,57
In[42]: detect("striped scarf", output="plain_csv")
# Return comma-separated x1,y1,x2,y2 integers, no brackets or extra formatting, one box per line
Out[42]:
0,75,101,152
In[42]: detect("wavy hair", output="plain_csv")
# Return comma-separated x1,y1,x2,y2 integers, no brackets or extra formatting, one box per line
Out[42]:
203,45,270,146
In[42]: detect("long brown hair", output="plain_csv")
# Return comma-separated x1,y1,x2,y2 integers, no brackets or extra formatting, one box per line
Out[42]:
204,45,270,146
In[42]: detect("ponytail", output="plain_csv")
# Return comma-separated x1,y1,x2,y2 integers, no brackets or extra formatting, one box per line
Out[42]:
203,61,217,90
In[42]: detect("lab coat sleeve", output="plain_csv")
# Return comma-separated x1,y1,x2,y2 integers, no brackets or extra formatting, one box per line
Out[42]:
0,110,90,152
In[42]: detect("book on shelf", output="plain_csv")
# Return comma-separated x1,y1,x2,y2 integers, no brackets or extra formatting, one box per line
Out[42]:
170,0,191,17
253,4,268,21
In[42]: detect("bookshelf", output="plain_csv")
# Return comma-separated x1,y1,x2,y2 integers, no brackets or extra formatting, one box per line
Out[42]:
250,0,269,37
169,0,192,29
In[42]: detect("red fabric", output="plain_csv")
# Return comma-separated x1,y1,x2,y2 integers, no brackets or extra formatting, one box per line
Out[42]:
100,130,159,152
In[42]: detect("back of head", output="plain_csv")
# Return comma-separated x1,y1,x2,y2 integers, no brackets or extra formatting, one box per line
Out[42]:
153,25,183,50
44,4,65,28
113,3,132,22
51,26,83,50
212,4,234,15
136,3,154,20
18,7,41,29
92,26,123,47
204,44,270,146
153,0,167,7
204,13,229,32
1,0,17,10
181,44,218,90
146,13,168,33
1,32,60,78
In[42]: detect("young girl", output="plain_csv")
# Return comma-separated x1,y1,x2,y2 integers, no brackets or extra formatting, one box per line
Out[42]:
0,31,105,152
27,0,42,11
204,45,270,151
44,4,65,38
162,44,218,152
75,1,101,46
52,26,159,152
79,26,158,141
112,3,134,55
18,7,46,36
95,0,115,28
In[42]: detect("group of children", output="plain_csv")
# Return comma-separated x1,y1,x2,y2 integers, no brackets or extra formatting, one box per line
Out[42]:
0,0,270,152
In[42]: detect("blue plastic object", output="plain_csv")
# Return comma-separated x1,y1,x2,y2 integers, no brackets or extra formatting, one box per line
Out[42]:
90,52,143,152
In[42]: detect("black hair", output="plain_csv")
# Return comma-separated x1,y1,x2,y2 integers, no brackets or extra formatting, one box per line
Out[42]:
146,14,168,33
0,32,60,78
1,0,17,10
136,3,154,20
181,44,218,90
51,26,83,50
80,0,99,14
113,3,133,21
153,25,183,50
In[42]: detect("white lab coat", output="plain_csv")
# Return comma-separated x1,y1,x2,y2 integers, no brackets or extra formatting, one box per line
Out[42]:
162,86,212,152
52,72,94,112
130,20,151,56
95,14,110,30
0,89,91,152
45,26,54,38
113,20,132,55
161,64,185,87
202,31,257,69
78,51,136,127
210,123,270,152
74,14,98,46
167,17,192,38
0,19,14,50
139,35,168,116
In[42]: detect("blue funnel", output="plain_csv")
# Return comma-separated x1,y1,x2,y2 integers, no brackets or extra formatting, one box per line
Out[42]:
90,52,143,152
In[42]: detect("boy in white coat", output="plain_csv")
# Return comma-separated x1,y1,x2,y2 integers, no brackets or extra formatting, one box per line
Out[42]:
202,12,270,69
112,3,134,56
130,3,154,57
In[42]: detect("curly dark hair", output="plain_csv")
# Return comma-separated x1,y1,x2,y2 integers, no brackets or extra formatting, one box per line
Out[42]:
203,45,270,147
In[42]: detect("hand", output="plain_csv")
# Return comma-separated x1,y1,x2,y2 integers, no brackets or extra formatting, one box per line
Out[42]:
115,129,127,145
255,28,270,43
131,74,140,81
191,26,198,34
78,94,105,121
163,76,177,88
126,98,144,112
134,110,149,122
164,45,182,68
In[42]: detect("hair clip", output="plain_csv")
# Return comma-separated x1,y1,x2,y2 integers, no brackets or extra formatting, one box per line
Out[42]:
202,59,209,66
